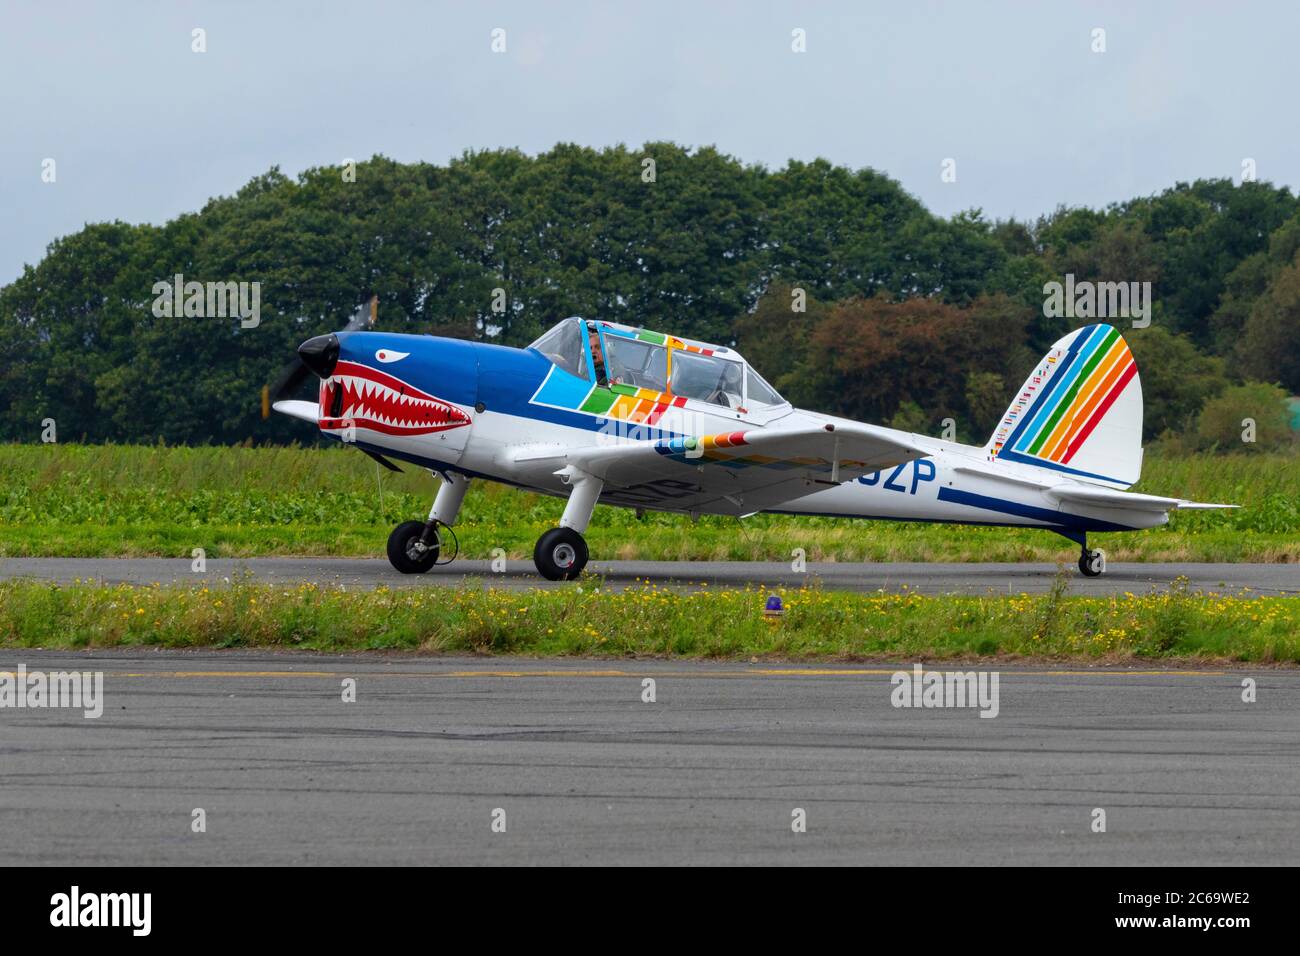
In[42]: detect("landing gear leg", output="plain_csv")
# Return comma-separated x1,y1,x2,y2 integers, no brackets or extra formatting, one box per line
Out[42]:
386,472,470,574
534,467,601,581
1077,537,1106,577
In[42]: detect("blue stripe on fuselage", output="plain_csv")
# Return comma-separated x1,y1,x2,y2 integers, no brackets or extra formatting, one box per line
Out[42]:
936,486,1134,531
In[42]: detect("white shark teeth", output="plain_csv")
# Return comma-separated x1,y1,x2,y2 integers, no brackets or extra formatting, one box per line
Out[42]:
330,372,464,429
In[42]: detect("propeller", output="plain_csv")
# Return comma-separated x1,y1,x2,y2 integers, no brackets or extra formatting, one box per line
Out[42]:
262,295,376,417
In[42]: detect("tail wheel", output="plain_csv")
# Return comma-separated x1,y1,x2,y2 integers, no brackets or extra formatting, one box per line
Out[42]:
533,527,588,581
1078,548,1106,577
387,520,439,574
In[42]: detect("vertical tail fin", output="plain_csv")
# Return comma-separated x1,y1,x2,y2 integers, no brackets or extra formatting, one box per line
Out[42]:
985,324,1143,489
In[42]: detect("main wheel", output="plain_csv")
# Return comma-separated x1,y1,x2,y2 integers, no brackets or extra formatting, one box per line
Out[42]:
1078,548,1106,577
533,527,588,581
387,520,439,574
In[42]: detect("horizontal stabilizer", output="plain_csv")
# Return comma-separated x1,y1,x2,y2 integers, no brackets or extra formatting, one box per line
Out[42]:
1047,483,1238,514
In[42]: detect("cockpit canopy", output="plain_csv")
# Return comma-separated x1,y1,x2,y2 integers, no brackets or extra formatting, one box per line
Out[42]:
528,317,787,412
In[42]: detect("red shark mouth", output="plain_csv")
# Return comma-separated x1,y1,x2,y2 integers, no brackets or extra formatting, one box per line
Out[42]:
319,360,471,436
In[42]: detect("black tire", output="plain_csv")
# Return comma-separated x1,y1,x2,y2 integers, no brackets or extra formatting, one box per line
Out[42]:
387,520,439,574
533,527,588,581
1078,549,1105,577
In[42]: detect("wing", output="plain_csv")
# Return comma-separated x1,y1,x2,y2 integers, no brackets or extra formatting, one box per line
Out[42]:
549,423,928,515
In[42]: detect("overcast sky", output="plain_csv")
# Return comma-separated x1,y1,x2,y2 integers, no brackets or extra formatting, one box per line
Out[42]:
2,0,1296,284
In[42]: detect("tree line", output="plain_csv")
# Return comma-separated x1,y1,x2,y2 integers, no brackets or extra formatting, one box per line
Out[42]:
2,143,1296,449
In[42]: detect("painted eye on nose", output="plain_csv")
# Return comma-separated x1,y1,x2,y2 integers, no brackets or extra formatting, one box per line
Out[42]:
375,350,409,364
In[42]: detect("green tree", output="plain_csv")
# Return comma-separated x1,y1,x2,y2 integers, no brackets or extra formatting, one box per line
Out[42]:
797,293,1029,429
733,282,828,396
0,221,153,442
1127,180,1299,347
1194,382,1293,451
888,400,933,434
1238,252,1300,392
964,371,1007,440
1126,325,1230,440
761,159,935,301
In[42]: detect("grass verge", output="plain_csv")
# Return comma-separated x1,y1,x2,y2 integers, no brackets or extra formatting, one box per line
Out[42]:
2,577,1297,663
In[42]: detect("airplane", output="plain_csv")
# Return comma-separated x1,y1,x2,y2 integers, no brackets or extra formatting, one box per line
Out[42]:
270,315,1236,580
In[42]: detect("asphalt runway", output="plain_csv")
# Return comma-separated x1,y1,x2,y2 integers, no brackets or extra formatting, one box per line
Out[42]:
2,557,1296,595
1,651,1298,865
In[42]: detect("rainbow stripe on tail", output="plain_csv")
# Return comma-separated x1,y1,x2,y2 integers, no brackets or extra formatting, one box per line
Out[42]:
987,324,1144,489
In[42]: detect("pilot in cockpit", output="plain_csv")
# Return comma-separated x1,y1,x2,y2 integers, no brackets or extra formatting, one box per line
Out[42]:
587,324,621,386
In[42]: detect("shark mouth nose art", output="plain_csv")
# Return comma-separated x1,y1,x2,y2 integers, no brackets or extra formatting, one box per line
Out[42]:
320,360,471,436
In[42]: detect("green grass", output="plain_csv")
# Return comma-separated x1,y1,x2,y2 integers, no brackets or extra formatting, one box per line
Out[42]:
1,443,1297,562
2,577,1296,662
